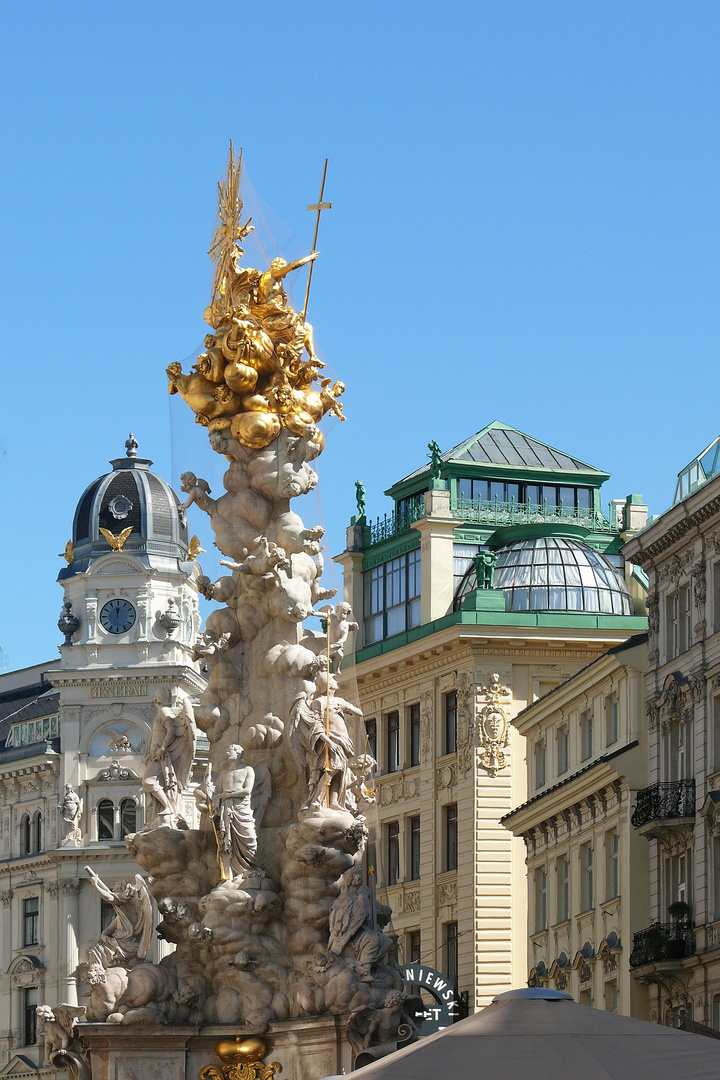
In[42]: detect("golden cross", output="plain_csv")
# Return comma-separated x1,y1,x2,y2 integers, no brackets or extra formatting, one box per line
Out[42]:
302,158,331,318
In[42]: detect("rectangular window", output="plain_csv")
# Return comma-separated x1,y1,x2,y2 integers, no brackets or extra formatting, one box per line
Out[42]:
365,719,377,765
409,703,421,767
580,709,593,761
557,726,569,775
534,867,547,933
714,564,720,635
387,822,400,886
408,929,421,964
534,741,546,789
363,550,421,645
714,837,720,922
444,691,457,755
666,592,679,661
101,899,115,932
556,856,569,923
605,695,619,746
606,831,619,900
445,804,458,872
444,922,459,988
23,986,38,1046
604,980,618,1014
387,712,400,773
580,844,594,911
679,585,692,654
23,897,39,947
579,988,593,1008
409,816,421,881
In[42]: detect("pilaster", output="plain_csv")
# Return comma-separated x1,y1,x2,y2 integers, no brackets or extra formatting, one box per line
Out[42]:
411,490,459,624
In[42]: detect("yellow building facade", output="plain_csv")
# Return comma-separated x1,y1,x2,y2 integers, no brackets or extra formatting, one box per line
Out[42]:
337,423,647,1010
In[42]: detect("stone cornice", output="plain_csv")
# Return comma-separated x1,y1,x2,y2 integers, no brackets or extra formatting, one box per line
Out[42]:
625,490,720,567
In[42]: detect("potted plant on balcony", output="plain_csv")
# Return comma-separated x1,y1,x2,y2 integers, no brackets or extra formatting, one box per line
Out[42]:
666,901,691,959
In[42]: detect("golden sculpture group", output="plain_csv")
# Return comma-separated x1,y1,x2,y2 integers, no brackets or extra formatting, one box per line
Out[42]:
167,145,344,450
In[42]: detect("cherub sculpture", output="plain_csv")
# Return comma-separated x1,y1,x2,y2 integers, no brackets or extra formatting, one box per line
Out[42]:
179,472,215,514
192,629,231,665
347,990,417,1056
319,378,346,420
36,1003,86,1057
318,601,359,672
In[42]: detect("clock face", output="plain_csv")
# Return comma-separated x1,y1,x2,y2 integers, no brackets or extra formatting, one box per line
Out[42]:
100,598,136,635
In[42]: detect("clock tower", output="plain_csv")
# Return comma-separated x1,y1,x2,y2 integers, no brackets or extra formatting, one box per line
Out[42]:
45,435,205,1003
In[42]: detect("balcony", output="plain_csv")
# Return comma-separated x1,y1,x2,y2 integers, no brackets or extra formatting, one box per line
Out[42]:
630,780,695,841
629,922,696,968
450,497,613,532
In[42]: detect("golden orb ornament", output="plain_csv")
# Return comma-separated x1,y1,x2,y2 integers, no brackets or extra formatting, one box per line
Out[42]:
231,411,281,449
215,1036,266,1063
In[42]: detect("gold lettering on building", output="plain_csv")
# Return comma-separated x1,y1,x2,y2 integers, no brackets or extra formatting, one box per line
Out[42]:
88,683,149,699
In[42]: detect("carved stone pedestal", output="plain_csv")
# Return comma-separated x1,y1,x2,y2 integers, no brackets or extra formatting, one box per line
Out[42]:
80,1017,353,1080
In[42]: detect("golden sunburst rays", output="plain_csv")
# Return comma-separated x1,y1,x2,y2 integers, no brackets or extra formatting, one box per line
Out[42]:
208,142,255,308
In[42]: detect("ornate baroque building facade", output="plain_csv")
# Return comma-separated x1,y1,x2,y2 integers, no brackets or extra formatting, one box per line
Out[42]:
337,422,647,1011
0,440,204,1077
623,437,720,1028
503,634,650,1018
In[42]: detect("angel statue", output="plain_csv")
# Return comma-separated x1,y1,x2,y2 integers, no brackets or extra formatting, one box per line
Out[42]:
215,744,258,879
142,688,197,826
36,1003,86,1057
84,867,152,982
288,671,361,811
58,784,83,846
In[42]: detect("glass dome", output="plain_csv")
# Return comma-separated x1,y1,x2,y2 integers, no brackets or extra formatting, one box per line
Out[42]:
455,538,634,615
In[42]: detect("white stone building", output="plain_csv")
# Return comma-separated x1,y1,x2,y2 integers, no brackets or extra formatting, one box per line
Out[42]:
0,439,204,1077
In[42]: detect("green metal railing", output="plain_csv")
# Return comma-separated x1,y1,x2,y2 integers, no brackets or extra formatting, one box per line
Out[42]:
368,498,425,545
450,497,613,531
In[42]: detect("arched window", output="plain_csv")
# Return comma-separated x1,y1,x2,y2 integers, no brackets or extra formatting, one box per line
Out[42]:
120,798,136,838
20,814,30,856
97,799,114,841
32,811,42,854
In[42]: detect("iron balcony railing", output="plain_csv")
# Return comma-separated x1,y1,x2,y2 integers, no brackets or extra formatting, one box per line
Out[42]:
450,497,614,531
368,499,425,545
630,780,696,829
629,922,696,968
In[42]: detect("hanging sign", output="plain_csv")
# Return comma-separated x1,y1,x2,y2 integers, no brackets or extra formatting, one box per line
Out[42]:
403,963,461,1035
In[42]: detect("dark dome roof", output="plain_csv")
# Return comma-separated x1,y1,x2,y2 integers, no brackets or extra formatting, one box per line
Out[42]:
61,435,189,577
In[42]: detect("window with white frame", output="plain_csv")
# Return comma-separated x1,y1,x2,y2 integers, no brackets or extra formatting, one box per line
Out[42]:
665,720,691,782
97,799,114,840
664,849,691,909
557,724,569,775
580,843,594,911
534,867,547,934
605,830,619,899
714,563,720,635
23,987,38,1046
556,855,570,922
604,980,618,1013
580,709,594,761
605,694,619,746
713,836,720,922
534,740,546,789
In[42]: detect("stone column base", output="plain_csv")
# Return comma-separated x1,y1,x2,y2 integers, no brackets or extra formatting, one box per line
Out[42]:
80,1017,353,1080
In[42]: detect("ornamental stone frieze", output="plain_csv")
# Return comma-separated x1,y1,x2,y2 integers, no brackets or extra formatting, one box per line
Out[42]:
476,673,510,777
420,688,434,763
394,889,421,914
658,550,695,584
377,775,420,807
435,764,457,790
688,671,706,704
93,760,141,783
0,890,12,906
437,881,457,907
60,879,81,895
692,561,707,607
456,670,474,776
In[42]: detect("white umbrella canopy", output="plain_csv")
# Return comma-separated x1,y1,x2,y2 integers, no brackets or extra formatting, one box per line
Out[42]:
349,989,720,1080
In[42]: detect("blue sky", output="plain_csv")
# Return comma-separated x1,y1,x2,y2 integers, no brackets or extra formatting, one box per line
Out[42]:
3,1,720,669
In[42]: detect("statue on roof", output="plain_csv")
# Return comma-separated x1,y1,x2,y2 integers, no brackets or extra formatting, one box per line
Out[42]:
428,440,442,479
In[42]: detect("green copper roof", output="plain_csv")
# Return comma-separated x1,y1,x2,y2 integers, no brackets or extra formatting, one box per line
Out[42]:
395,421,608,485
